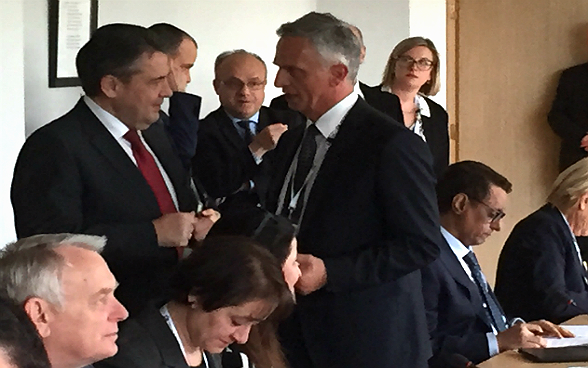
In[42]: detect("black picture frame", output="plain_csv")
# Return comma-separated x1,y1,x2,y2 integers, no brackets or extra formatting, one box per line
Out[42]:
48,0,98,88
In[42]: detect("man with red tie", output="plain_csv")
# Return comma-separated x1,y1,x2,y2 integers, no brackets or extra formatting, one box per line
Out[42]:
10,23,218,315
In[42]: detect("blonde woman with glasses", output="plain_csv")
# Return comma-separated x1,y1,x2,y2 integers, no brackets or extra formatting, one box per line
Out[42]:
382,36,449,178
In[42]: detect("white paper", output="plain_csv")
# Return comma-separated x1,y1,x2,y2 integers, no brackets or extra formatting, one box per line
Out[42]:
57,0,92,79
545,325,588,348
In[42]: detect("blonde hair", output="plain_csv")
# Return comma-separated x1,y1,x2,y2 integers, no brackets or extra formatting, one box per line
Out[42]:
547,157,588,211
381,36,441,96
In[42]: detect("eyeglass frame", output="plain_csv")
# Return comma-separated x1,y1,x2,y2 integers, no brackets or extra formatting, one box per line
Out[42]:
471,198,506,223
219,78,267,91
395,55,434,71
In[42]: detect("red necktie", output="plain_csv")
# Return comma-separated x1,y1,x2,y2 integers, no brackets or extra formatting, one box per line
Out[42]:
124,130,184,258
123,130,177,214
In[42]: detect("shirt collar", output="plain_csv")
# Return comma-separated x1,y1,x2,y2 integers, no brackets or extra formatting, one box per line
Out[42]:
83,95,131,138
441,226,472,259
226,110,260,125
415,94,431,117
312,91,359,139
353,82,364,98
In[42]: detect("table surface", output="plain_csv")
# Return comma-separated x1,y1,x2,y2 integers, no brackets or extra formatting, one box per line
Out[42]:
479,315,588,368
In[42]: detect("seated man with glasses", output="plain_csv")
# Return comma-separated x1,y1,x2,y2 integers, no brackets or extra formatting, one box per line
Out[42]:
193,49,303,210
422,160,570,368
496,157,588,324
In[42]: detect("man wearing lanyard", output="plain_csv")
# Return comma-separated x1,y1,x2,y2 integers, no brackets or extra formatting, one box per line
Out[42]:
267,12,442,368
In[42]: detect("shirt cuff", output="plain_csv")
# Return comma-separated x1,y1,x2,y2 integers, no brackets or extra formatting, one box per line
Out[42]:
487,332,499,357
251,152,263,165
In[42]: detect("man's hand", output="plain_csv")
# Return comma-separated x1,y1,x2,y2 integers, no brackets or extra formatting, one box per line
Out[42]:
192,208,221,241
496,322,548,352
295,253,327,295
153,212,197,247
249,123,288,158
581,133,588,151
528,319,574,338
166,57,188,93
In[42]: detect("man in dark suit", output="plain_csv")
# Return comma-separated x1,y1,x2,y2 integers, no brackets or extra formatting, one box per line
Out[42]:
193,50,303,209
149,23,201,169
10,24,217,315
422,161,568,367
0,233,128,368
548,62,588,173
267,12,442,368
270,23,405,125
495,157,588,324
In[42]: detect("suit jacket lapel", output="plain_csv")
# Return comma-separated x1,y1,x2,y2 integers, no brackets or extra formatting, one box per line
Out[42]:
299,99,368,230
438,239,492,328
137,306,189,368
215,108,246,151
75,99,160,215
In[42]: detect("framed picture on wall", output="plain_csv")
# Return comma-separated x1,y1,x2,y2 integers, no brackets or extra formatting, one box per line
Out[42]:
48,0,98,88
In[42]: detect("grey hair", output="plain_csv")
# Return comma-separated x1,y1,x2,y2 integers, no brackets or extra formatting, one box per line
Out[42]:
214,49,267,79
0,234,106,308
548,157,588,211
277,12,361,82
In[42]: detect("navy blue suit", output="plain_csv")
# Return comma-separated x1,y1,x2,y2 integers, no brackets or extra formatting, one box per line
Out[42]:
161,92,202,169
421,237,495,367
495,204,588,324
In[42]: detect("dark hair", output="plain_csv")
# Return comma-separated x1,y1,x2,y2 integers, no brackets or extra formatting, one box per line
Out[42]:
148,23,197,56
207,208,296,266
0,294,51,368
169,236,291,312
76,23,164,97
437,161,512,214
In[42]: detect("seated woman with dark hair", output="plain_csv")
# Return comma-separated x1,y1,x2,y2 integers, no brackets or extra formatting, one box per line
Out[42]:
207,206,301,292
206,207,302,368
95,237,292,368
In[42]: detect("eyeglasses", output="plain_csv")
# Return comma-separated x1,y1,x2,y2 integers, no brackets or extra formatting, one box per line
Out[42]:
472,199,506,223
220,78,266,91
395,55,434,71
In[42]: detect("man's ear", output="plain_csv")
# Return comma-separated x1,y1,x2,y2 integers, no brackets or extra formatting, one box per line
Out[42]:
100,75,119,98
451,193,468,215
329,63,349,86
212,79,221,95
23,297,55,338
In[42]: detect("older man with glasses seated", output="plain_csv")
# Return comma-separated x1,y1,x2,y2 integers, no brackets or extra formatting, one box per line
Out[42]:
496,157,588,324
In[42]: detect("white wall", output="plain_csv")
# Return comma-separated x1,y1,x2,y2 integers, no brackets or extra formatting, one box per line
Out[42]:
0,0,26,245
317,0,411,86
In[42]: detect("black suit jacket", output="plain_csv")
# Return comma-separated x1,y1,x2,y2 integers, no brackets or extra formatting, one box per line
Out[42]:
421,237,495,367
495,204,588,323
162,92,202,169
548,62,588,171
192,106,302,209
266,98,441,368
95,305,223,368
11,99,198,315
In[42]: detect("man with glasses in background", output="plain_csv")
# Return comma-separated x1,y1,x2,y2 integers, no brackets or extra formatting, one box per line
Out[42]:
192,50,303,210
422,160,569,367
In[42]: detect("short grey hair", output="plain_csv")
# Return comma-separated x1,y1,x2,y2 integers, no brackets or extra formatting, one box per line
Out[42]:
0,234,106,308
548,157,588,211
214,49,267,79
277,12,361,82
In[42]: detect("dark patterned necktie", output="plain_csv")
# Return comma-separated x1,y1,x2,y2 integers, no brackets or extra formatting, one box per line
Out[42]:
463,251,508,332
237,120,254,145
293,124,320,194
